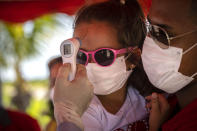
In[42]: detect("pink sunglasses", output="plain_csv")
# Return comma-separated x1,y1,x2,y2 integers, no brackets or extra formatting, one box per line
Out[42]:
77,47,134,67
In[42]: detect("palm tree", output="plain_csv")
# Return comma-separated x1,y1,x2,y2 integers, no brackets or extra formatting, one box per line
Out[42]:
0,14,59,112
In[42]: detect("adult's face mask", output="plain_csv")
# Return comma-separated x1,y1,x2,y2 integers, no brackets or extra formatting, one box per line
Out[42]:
141,37,197,93
86,56,132,95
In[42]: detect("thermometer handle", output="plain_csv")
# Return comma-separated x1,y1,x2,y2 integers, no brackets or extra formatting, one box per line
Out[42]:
60,38,81,81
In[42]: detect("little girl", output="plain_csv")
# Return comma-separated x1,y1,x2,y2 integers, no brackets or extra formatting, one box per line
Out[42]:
72,0,149,130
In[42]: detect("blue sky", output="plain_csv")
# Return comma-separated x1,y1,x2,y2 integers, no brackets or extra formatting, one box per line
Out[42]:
1,13,74,81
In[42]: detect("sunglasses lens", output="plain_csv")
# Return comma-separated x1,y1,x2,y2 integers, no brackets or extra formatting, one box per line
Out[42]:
149,25,169,46
77,51,87,65
95,49,114,66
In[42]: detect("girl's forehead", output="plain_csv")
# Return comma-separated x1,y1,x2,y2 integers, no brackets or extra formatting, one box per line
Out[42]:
74,21,115,37
73,21,122,51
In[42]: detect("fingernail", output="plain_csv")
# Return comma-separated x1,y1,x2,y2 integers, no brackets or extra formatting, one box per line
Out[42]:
152,93,158,99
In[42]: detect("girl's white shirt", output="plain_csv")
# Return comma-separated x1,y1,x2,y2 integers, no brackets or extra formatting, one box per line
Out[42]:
82,86,148,131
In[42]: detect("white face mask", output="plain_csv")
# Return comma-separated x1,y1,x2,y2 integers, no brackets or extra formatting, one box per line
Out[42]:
86,56,132,95
141,37,197,93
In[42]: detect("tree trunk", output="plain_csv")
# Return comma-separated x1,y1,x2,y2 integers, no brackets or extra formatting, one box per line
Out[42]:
11,60,31,112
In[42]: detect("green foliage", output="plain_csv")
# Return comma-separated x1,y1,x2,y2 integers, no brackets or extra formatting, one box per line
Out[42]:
0,14,61,113
0,14,59,68
0,13,68,129
26,97,51,130
26,79,49,88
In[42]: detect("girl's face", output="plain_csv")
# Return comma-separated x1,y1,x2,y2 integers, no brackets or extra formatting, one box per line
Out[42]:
73,20,139,69
74,20,130,66
74,20,122,52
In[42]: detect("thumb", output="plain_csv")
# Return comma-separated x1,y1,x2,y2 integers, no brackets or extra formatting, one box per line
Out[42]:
54,64,71,102
151,93,160,113
57,63,71,81
75,64,87,79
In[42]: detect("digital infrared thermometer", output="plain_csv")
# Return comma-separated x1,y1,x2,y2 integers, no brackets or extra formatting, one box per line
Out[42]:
60,38,81,81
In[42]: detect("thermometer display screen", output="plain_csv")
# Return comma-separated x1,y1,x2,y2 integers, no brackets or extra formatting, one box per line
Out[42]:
64,44,71,55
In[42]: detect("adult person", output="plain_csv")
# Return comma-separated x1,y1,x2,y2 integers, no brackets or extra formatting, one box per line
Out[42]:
143,0,197,130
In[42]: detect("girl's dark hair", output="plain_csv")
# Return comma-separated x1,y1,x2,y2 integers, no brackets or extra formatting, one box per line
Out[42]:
74,0,146,49
74,0,162,96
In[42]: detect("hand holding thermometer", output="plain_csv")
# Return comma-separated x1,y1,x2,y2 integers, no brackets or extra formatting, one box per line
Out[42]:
60,38,81,81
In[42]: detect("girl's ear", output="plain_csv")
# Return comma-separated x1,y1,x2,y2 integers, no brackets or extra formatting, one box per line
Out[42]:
129,64,136,70
133,47,142,56
126,62,136,71
125,47,142,70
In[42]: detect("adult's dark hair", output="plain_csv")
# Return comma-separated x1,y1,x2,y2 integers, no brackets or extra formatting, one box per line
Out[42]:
74,0,162,96
190,0,197,25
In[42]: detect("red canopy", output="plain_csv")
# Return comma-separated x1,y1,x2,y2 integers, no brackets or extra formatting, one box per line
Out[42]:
0,0,151,23
0,0,85,23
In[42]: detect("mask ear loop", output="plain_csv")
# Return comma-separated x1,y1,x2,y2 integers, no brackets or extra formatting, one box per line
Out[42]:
125,46,138,60
125,52,132,60
183,43,197,55
183,43,197,78
191,72,197,78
